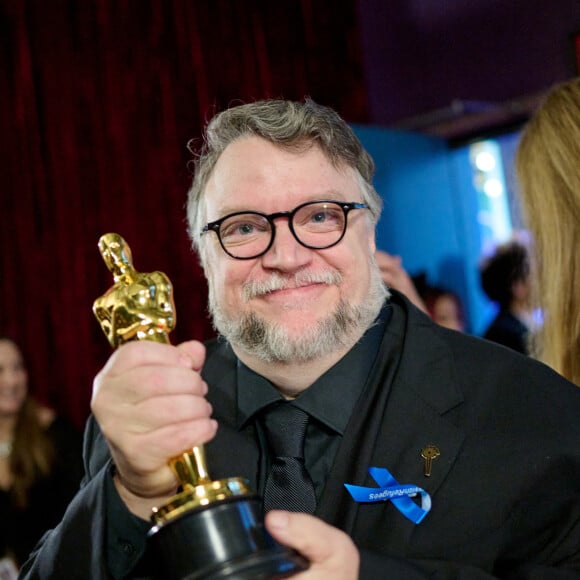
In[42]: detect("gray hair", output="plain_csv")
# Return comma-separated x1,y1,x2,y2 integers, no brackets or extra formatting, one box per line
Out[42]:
186,98,382,255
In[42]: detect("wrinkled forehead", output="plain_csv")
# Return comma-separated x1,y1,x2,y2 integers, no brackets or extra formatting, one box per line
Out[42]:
204,138,358,212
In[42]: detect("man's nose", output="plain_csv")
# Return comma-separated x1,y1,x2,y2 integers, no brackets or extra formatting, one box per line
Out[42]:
260,218,312,270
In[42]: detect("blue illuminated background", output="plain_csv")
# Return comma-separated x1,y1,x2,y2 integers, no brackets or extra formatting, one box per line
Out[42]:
353,125,524,336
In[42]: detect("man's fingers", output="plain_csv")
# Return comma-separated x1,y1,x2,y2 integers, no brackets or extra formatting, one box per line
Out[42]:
176,340,206,371
100,339,205,376
133,394,213,430
118,419,219,468
117,366,208,399
266,511,334,561
265,511,359,578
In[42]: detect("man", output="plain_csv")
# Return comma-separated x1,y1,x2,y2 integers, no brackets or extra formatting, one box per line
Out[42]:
21,99,580,578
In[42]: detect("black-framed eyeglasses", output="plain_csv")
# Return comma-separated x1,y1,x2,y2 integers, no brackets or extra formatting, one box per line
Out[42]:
201,200,368,260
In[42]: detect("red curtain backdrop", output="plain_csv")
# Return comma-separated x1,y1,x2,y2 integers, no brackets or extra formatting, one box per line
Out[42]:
0,0,368,430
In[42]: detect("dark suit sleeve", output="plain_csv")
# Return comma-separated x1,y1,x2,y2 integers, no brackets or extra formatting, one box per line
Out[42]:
359,551,580,579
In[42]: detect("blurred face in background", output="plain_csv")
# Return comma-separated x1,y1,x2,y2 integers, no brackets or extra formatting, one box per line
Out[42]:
431,295,465,332
0,339,28,418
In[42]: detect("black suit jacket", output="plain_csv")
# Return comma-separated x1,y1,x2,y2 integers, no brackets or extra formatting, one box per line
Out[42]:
19,293,580,579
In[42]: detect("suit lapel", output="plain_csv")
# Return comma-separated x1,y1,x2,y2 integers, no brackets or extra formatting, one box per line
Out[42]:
317,295,466,554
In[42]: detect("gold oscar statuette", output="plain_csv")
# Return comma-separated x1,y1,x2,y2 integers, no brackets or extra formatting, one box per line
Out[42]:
93,233,308,580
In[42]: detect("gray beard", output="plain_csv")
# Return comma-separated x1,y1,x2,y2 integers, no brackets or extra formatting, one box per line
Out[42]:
207,265,388,363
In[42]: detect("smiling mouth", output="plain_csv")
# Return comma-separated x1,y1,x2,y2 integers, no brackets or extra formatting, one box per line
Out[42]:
243,271,343,301
265,282,324,296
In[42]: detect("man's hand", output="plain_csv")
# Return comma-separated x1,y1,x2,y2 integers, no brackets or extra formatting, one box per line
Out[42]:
266,511,359,579
91,339,218,519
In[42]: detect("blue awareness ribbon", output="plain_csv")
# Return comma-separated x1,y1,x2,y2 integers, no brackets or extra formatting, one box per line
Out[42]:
344,466,431,524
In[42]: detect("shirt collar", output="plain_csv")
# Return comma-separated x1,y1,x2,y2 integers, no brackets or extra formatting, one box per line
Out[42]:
236,302,392,434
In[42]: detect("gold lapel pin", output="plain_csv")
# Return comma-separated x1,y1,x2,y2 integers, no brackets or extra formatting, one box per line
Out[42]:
421,445,440,477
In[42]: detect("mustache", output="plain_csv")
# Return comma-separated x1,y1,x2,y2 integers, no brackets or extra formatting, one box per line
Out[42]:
242,270,343,300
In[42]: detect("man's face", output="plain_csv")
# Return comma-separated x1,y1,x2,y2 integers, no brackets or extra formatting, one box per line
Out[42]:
432,295,465,332
200,136,384,362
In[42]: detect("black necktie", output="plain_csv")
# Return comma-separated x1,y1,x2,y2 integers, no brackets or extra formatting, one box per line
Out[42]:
262,403,317,514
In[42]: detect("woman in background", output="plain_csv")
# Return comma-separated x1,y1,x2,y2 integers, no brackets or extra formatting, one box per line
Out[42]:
422,286,465,333
375,250,465,332
0,337,83,572
515,77,580,385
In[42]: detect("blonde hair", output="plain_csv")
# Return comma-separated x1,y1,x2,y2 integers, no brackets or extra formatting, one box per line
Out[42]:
515,78,580,384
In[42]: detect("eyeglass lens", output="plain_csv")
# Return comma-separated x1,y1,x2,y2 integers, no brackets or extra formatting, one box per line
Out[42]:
218,201,348,259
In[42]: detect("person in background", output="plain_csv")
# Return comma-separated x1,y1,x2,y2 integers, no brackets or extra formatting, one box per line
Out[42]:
374,250,428,314
376,252,465,332
422,286,465,333
479,238,533,354
515,77,580,385
20,98,580,579
0,337,83,572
